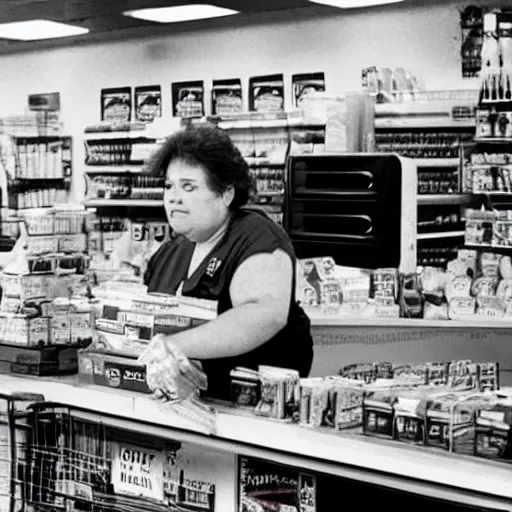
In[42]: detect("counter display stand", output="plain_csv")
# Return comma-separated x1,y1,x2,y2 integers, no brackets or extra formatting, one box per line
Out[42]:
1,360,511,511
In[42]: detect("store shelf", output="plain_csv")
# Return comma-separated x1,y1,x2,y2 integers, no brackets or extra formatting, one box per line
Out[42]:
474,137,512,144
84,165,144,174
414,158,459,168
83,198,163,208
218,119,325,130
308,312,512,328
417,230,465,240
464,244,512,256
375,118,475,129
84,131,153,141
0,373,511,511
417,194,471,205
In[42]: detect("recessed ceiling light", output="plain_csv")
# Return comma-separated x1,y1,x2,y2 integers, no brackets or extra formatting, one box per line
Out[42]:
308,0,404,8
0,20,89,41
123,4,239,23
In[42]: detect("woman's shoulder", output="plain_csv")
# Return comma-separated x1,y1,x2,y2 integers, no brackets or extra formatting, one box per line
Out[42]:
227,208,295,259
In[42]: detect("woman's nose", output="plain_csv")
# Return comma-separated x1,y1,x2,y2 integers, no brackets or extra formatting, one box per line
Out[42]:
165,188,182,204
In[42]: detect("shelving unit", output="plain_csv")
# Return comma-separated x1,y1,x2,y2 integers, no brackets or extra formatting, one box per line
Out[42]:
417,230,465,240
217,112,326,225
417,194,471,205
84,198,164,208
81,128,169,271
374,92,478,267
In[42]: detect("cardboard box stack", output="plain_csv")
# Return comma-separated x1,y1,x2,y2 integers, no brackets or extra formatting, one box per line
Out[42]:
79,280,216,394
0,206,95,375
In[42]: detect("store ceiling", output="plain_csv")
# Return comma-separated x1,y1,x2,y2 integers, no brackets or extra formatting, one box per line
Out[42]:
0,0,449,53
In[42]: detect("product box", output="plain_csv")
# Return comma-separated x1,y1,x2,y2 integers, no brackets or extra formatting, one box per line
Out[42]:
255,366,300,421
332,380,364,432
299,378,331,428
230,367,261,408
362,385,399,438
1,272,55,302
392,388,430,445
0,314,50,347
0,342,78,376
58,233,88,253
475,403,512,462
79,351,151,394
450,394,497,456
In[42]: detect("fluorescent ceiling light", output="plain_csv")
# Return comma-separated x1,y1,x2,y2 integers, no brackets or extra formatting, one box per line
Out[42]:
124,4,239,23
308,0,404,8
0,20,89,41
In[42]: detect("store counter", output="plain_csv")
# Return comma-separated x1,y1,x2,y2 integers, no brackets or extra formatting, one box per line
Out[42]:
309,314,512,386
1,373,511,511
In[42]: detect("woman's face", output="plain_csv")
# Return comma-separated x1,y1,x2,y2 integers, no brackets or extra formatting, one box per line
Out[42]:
164,158,232,243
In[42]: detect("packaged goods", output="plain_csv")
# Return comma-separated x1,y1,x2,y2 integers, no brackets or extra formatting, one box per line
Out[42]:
363,383,417,438
450,393,498,455
230,367,261,408
475,402,512,462
392,388,432,445
79,351,151,393
331,379,364,432
255,366,300,421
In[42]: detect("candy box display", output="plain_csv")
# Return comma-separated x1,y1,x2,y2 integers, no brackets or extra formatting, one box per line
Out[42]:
79,351,151,394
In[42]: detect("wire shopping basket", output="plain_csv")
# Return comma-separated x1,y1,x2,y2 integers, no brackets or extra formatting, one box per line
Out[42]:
19,402,214,512
0,390,44,512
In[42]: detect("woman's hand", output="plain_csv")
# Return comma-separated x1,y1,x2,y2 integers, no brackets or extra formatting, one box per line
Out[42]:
138,334,208,402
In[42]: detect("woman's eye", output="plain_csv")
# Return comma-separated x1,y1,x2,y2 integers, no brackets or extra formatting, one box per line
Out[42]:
164,183,172,190
182,183,196,192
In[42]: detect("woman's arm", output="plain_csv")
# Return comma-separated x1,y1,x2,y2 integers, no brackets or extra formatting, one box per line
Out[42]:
167,248,293,359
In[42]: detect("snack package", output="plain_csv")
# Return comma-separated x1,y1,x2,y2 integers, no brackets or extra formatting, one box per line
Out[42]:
450,393,498,455
230,367,261,408
393,388,433,445
478,362,500,392
331,378,364,432
475,402,512,462
363,383,411,438
372,268,398,306
392,363,429,386
255,366,300,421
448,360,479,390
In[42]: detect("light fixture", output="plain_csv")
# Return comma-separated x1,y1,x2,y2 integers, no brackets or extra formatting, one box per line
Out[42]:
123,4,239,23
0,20,89,41
308,0,404,8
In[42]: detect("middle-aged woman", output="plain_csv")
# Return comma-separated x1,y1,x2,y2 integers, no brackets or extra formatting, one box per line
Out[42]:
142,124,313,400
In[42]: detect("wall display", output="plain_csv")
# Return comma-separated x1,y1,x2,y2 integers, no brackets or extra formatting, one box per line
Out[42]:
101,87,132,123
238,456,317,512
211,78,243,115
135,85,162,123
172,81,204,118
249,74,284,112
460,5,484,79
292,72,325,108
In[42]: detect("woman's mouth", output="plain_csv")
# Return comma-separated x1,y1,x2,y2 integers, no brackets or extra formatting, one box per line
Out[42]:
171,210,189,216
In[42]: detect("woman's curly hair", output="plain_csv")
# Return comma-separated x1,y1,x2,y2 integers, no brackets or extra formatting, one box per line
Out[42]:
146,124,255,209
